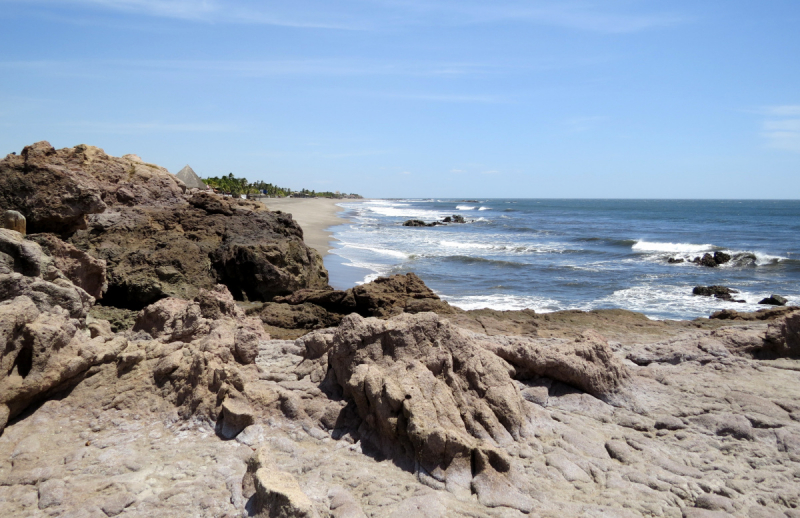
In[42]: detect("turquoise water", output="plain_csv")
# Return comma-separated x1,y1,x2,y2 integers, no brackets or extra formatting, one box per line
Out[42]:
325,199,800,320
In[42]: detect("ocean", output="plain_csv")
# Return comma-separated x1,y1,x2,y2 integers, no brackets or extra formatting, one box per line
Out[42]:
324,199,800,321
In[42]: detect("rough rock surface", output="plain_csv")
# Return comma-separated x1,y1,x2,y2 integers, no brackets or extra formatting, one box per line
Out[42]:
28,233,107,299
291,312,629,511
4,302,800,516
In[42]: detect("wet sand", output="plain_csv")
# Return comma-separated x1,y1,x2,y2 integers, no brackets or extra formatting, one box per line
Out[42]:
258,197,360,256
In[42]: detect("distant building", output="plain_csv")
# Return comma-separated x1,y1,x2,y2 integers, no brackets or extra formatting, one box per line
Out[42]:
175,165,209,190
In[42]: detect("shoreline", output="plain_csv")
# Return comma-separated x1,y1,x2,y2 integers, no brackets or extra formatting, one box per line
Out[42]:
257,197,363,256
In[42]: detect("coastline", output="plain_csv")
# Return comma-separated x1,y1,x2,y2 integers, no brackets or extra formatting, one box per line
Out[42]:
258,197,362,256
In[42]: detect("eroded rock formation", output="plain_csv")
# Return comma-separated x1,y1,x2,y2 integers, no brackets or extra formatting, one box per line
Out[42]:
0,142,330,309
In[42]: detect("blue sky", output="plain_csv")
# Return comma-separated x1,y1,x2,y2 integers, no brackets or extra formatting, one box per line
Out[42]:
1,0,798,198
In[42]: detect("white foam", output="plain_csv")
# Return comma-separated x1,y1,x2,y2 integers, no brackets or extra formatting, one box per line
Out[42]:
632,240,713,253
442,293,563,312
343,245,409,259
439,240,495,250
594,284,776,320
478,206,491,211
455,205,476,210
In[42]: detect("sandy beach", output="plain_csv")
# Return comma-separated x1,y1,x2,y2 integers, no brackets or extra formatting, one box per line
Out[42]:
257,197,358,256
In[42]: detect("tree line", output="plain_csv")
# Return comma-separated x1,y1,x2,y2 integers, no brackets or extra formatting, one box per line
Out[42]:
202,173,360,198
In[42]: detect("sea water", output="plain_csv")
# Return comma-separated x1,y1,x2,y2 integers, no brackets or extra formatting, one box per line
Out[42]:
324,199,800,320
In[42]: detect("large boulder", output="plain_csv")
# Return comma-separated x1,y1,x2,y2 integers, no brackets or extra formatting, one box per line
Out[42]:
68,195,329,309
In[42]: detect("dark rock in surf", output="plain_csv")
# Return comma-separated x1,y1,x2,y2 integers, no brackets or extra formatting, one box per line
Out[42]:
714,251,731,265
759,295,788,306
693,253,718,267
667,257,685,264
693,286,737,299
451,214,466,223
403,219,442,227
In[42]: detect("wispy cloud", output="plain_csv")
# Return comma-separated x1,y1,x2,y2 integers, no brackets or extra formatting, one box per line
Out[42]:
5,0,687,33
563,115,608,132
762,105,800,152
763,105,800,117
56,120,239,133
0,59,496,78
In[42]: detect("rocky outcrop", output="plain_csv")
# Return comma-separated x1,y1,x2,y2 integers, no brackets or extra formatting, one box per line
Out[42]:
759,294,788,306
131,285,269,421
0,229,116,433
320,312,533,507
295,312,629,511
402,219,441,227
710,305,798,321
477,330,630,399
0,142,331,309
0,142,185,234
403,215,467,227
692,251,732,267
272,273,455,319
692,285,744,302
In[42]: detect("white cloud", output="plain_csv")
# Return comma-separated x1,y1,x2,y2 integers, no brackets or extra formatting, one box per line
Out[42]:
763,105,800,117
762,105,800,152
5,0,686,33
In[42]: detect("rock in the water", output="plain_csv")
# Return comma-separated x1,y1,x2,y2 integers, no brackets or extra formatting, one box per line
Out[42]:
692,285,741,301
713,251,731,265
402,219,441,227
693,253,718,267
759,294,788,306
2,210,26,235
667,257,684,264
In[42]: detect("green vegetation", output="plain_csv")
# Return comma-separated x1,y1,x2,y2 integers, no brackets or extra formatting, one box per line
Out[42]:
202,173,360,198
